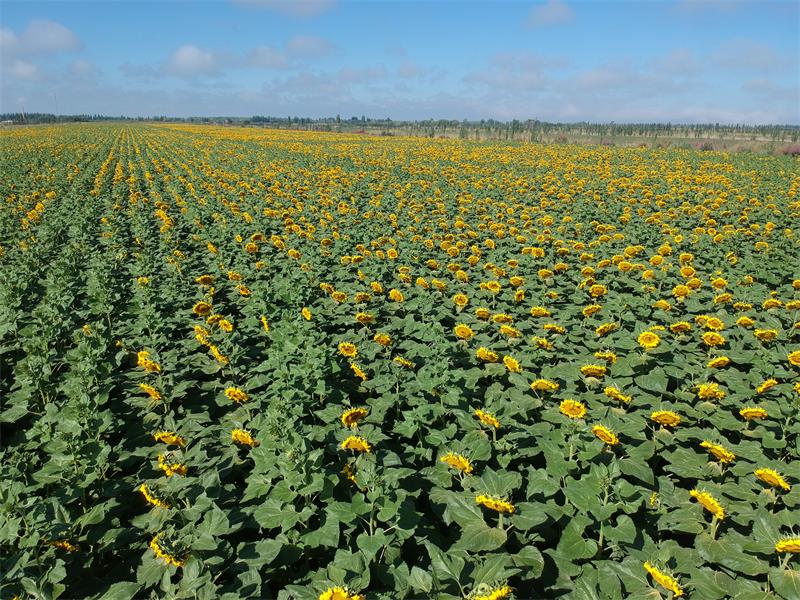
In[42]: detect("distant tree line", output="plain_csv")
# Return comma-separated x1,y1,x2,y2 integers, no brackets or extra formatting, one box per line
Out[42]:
2,113,797,142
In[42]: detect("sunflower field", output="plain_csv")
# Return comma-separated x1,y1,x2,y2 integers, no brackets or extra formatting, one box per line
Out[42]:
1,123,800,600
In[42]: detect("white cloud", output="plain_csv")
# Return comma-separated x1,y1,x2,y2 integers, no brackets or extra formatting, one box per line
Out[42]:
164,45,223,76
231,0,335,18
9,60,39,81
3,19,81,57
337,65,387,84
652,48,699,76
712,38,787,71
247,45,289,68
286,35,335,57
525,0,574,29
70,59,97,78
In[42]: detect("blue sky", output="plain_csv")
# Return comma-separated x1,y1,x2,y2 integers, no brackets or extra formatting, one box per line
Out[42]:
1,0,797,123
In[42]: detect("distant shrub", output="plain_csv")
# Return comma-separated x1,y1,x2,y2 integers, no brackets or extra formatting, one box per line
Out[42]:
780,144,800,156
698,142,715,152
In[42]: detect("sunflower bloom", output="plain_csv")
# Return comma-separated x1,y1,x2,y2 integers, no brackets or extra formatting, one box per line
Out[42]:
740,406,768,421
475,409,500,429
503,355,522,373
700,441,735,463
149,533,185,568
530,378,559,393
757,379,778,394
592,424,619,446
341,407,369,428
580,364,607,378
231,428,259,447
192,301,213,316
153,431,185,447
139,383,161,401
338,342,358,358
638,331,661,349
319,586,364,600
476,347,500,363
696,382,725,401
560,399,586,419
755,468,791,491
474,585,514,600
690,489,726,520
604,386,632,404
651,411,681,427
454,324,474,340
776,538,800,554
441,452,474,474
643,562,683,597
476,494,515,514
225,387,249,403
707,356,730,368
701,331,726,347
341,436,371,453
139,483,170,509
157,454,187,477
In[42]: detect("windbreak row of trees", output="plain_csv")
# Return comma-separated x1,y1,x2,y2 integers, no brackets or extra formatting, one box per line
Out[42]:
2,113,797,142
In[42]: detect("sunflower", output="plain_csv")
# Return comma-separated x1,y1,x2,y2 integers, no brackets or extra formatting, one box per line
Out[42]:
139,383,162,401
475,494,515,514
454,324,474,340
225,387,249,403
643,562,683,597
595,322,617,336
669,321,692,334
301,307,312,320
476,347,500,363
474,409,500,429
195,274,214,286
757,378,778,394
582,304,602,317
690,489,725,520
651,410,681,427
153,431,186,447
139,483,170,509
530,379,559,393
739,406,768,420
560,399,586,419
592,424,619,446
338,342,358,358
474,585,514,600
638,331,661,349
503,355,522,373
355,312,374,325
775,538,800,554
787,350,800,367
453,293,469,307
589,284,607,297
707,356,730,368
700,441,735,463
341,407,369,428
440,452,474,474
530,306,551,318
754,329,778,342
231,429,259,447
373,332,391,347
192,301,213,316
319,586,365,600
350,363,368,381
341,436,372,453
149,533,185,568
580,364,607,378
594,350,617,364
696,382,725,400
604,386,632,404
736,316,754,327
388,288,404,302
754,468,791,491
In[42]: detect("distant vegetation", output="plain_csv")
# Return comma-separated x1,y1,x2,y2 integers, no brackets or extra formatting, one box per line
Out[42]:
2,113,798,148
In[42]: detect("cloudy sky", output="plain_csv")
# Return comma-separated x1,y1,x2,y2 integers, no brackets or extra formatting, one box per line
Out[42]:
1,0,797,123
